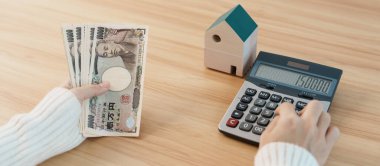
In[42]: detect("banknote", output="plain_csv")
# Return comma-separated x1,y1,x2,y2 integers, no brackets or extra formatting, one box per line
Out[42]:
62,26,77,87
74,27,82,87
84,25,148,137
82,26,96,135
84,26,95,85
62,24,148,137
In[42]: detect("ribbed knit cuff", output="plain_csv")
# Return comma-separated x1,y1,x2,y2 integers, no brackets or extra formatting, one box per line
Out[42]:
0,87,85,166
255,142,319,166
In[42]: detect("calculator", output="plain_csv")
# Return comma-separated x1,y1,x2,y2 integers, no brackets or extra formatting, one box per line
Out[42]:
218,51,342,144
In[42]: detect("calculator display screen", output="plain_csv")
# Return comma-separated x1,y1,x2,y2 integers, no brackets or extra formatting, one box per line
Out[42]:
254,64,332,95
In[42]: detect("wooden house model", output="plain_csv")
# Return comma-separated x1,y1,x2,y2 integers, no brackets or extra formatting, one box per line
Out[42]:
205,4,258,77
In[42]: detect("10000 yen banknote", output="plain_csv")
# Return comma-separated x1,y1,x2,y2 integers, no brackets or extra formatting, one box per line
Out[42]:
62,26,77,88
84,25,148,137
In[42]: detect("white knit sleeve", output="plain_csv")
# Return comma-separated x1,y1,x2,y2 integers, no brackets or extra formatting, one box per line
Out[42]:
254,142,319,166
0,87,85,166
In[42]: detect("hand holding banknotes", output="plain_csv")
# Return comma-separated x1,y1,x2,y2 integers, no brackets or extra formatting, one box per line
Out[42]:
0,23,148,165
66,81,111,102
63,24,148,137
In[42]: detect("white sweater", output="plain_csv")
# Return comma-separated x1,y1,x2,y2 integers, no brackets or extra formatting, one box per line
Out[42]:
0,88,318,166
255,142,318,166
0,88,85,166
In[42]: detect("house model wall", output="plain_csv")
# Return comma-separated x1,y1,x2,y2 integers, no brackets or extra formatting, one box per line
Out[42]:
205,4,258,77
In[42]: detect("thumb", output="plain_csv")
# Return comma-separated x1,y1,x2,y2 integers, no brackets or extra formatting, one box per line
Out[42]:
71,82,110,102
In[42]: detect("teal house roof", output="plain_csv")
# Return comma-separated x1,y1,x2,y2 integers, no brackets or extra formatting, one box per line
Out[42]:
208,4,257,42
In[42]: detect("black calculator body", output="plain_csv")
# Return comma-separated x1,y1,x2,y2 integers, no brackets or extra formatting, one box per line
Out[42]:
218,51,342,144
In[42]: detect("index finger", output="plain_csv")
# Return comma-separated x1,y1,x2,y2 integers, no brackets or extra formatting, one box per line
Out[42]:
71,82,110,102
300,100,323,124
275,102,297,118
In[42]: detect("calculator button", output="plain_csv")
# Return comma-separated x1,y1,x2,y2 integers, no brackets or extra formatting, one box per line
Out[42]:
236,102,248,111
254,99,266,107
261,109,274,118
296,101,308,110
240,95,252,103
245,88,257,96
252,125,265,135
226,118,239,128
258,91,270,99
270,94,282,103
245,114,258,123
231,110,244,119
239,122,253,132
257,117,270,126
265,102,278,110
249,106,262,115
282,97,294,104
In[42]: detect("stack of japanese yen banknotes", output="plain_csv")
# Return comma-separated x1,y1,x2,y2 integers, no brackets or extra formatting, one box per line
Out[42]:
62,24,148,137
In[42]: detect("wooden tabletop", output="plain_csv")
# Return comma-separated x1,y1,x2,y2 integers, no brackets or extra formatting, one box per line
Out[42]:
0,0,379,165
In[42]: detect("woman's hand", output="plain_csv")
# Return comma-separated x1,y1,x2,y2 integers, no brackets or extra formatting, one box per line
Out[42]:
260,100,340,165
61,80,111,102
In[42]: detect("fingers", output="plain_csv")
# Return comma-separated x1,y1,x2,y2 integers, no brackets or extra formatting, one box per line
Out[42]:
275,102,297,119
265,115,279,133
71,82,110,102
317,112,331,134
325,126,340,148
300,100,323,124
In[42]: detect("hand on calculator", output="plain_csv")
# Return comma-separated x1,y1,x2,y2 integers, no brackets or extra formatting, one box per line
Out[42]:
260,100,340,166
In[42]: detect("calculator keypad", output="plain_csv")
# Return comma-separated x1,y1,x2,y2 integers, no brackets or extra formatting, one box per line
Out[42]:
225,87,312,137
